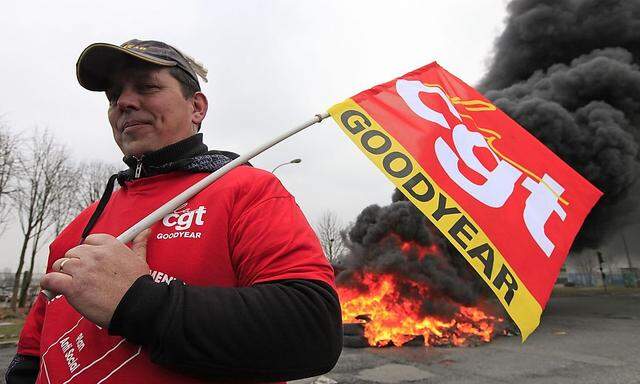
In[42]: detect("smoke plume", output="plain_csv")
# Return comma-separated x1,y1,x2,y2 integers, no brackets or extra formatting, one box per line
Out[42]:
480,0,640,250
336,0,639,315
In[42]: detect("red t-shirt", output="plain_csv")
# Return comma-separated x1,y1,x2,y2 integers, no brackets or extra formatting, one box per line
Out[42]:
18,166,335,383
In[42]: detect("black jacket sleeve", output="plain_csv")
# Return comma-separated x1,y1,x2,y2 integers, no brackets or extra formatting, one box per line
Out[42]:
108,276,343,382
5,354,39,384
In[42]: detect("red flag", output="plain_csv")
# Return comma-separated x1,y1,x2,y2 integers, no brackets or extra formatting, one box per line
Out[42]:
329,62,602,340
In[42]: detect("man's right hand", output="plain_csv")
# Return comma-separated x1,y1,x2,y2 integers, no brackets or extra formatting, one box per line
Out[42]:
40,229,151,327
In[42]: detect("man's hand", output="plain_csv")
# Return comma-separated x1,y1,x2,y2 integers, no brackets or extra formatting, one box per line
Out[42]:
41,229,151,328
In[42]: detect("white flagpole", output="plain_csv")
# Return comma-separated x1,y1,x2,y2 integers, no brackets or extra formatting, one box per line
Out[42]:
42,112,330,300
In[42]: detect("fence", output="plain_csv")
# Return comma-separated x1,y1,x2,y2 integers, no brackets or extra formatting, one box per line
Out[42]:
565,267,640,288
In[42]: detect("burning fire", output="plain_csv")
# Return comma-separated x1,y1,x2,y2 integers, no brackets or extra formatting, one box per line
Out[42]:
337,237,503,347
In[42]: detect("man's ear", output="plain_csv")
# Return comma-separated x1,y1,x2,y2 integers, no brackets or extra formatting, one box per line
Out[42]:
191,92,208,126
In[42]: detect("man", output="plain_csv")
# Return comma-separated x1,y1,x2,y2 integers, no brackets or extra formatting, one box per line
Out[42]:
6,39,342,383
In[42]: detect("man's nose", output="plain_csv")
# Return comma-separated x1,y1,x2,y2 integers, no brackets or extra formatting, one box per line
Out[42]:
116,87,141,111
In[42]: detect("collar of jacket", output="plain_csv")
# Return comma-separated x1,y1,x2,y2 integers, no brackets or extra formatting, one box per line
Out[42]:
121,133,209,180
80,133,239,240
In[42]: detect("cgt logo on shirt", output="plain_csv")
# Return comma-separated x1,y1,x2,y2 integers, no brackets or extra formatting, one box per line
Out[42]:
156,203,206,240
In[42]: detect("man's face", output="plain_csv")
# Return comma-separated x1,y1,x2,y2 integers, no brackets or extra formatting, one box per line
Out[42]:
106,67,206,157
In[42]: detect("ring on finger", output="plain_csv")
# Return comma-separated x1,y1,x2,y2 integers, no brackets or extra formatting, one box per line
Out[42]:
59,258,71,272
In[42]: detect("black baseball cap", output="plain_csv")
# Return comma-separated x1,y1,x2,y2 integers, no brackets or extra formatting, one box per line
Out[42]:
76,39,206,91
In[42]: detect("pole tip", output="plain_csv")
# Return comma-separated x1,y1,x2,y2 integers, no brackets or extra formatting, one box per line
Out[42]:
315,112,330,122
41,289,55,301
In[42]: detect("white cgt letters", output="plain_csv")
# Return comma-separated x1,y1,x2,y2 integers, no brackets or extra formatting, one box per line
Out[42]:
162,206,207,231
396,79,565,257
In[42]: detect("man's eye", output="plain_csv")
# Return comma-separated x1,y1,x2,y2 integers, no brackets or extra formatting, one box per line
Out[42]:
140,84,159,91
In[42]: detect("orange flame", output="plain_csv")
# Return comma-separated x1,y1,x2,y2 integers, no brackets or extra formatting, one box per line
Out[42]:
338,265,503,347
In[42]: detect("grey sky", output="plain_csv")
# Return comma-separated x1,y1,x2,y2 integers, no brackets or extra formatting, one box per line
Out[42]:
0,1,510,272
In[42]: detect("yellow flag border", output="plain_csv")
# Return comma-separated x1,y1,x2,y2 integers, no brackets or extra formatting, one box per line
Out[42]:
329,98,542,341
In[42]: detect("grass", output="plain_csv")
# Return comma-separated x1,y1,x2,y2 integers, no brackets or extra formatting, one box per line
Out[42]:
0,319,23,340
0,307,28,342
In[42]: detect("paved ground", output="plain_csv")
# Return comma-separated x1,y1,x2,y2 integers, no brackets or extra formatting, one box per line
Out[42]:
295,291,640,384
1,291,639,383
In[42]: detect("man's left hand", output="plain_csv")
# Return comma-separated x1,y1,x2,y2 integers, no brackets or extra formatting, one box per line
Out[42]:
41,229,151,328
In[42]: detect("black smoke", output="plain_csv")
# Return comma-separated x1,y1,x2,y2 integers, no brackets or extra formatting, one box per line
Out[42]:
480,0,640,250
337,0,640,319
337,190,493,319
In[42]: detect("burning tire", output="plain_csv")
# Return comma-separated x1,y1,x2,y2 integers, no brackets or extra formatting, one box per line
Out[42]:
342,323,365,336
343,334,369,348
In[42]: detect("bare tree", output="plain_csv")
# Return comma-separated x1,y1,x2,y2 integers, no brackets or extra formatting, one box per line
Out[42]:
0,123,19,234
74,160,120,213
49,160,119,238
19,156,80,307
50,163,82,237
315,210,347,264
11,130,70,310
